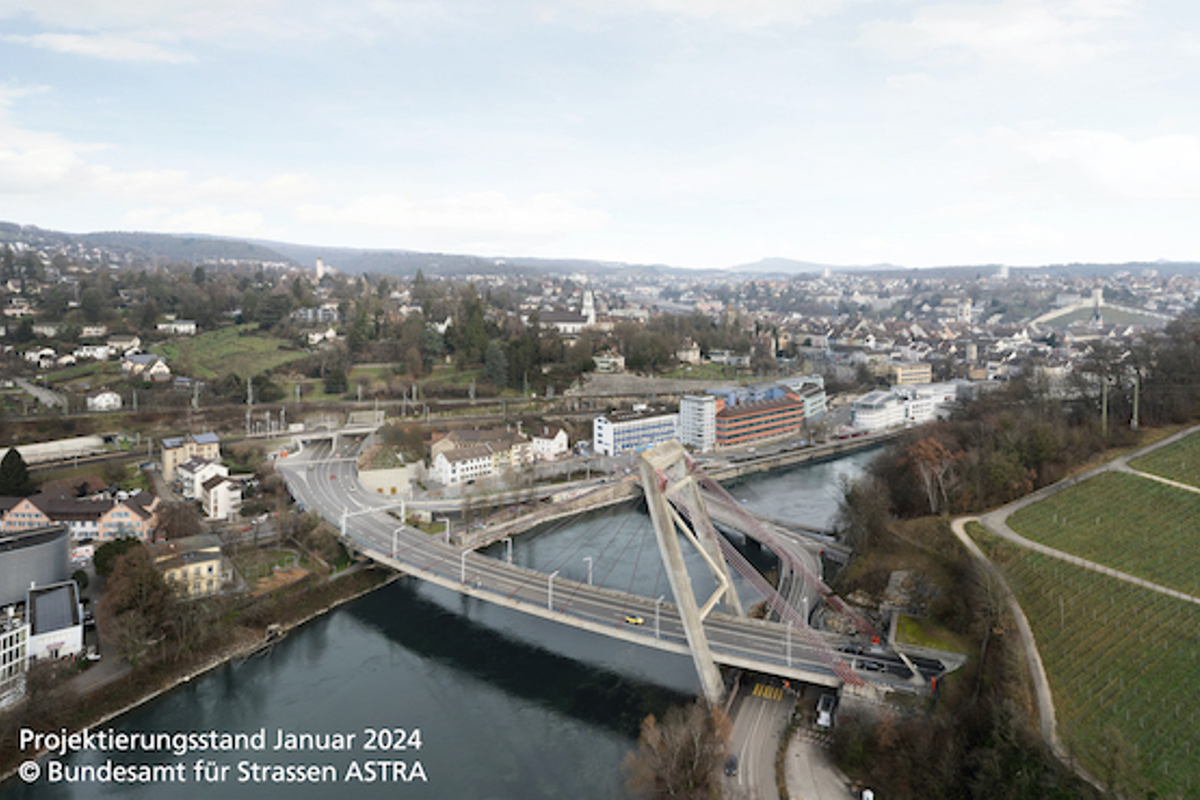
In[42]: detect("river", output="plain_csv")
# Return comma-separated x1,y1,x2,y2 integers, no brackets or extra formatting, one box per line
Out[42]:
6,449,875,799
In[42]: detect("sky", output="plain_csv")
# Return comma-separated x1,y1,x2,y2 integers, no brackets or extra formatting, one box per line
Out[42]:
0,0,1197,269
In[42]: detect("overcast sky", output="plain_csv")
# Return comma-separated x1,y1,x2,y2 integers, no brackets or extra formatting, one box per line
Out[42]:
0,1,1196,269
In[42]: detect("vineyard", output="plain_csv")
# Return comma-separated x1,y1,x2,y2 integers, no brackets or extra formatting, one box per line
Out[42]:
1007,471,1200,596
971,523,1200,797
1130,430,1200,489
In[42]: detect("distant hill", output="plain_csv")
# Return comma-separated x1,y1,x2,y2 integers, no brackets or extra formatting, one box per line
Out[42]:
3,219,1199,280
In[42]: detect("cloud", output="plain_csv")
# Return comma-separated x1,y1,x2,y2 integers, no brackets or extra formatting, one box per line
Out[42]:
296,190,608,242
2,33,193,63
120,206,269,237
1017,129,1200,200
862,0,1137,69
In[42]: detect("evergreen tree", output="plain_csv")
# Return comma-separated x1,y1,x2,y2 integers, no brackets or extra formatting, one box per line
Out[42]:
0,448,34,496
484,341,508,389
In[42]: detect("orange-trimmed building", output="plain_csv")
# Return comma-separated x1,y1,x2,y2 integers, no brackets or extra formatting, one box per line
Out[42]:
715,393,805,448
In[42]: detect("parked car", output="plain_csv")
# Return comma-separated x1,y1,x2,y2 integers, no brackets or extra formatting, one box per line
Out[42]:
816,694,836,728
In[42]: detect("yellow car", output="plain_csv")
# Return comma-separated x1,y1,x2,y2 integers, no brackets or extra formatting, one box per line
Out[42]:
624,615,645,625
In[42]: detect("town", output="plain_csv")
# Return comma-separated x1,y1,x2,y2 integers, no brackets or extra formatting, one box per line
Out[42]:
1,223,1199,799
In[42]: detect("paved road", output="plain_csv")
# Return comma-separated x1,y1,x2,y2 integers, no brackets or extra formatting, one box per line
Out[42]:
278,442,935,689
15,377,66,409
727,682,791,800
974,423,1200,609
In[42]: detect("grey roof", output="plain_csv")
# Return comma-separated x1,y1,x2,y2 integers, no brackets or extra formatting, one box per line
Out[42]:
193,432,220,445
29,581,79,635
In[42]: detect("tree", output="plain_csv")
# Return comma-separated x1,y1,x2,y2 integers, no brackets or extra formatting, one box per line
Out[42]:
324,367,348,395
0,448,34,497
97,545,173,667
901,437,960,515
93,537,143,577
484,341,508,388
156,501,203,540
624,700,731,799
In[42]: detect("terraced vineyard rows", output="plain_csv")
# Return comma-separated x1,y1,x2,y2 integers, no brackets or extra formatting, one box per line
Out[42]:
972,524,1200,797
1130,430,1200,489
1007,471,1200,596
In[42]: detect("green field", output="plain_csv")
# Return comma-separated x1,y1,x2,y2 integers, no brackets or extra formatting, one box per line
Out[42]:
972,523,1200,797
1008,471,1200,596
151,325,306,380
1042,305,1169,329
1130,430,1200,489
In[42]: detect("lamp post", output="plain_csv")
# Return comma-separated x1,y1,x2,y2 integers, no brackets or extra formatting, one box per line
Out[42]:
583,556,593,586
460,550,467,584
437,516,450,543
548,570,559,610
655,595,664,639
786,620,793,667
392,527,401,558
340,507,348,537
504,537,513,564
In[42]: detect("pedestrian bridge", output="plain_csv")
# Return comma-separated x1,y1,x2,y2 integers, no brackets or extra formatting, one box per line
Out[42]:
278,439,955,702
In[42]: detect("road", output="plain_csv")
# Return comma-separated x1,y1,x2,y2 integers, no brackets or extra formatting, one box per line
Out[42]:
277,441,942,689
727,680,792,800
15,377,66,409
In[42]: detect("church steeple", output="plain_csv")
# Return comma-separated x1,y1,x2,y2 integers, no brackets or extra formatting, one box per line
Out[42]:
582,282,596,326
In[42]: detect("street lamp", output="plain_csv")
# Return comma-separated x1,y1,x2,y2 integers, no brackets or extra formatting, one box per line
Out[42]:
392,527,401,558
437,516,451,543
547,570,559,610
786,620,793,667
460,550,468,584
583,556,593,586
655,595,665,639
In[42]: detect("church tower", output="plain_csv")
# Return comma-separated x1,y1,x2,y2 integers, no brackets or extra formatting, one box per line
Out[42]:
582,283,596,326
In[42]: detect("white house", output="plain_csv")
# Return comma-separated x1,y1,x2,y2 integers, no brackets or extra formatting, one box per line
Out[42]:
107,334,141,355
531,427,569,461
201,475,242,521
592,350,625,373
85,388,122,412
122,353,171,381
431,445,494,486
156,319,197,335
74,343,112,360
79,325,108,339
176,457,228,501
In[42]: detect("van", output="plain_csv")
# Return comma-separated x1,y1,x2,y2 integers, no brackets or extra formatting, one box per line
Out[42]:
816,694,836,729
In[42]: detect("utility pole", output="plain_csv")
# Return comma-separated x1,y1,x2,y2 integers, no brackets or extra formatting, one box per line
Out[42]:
1101,378,1108,436
1131,372,1140,431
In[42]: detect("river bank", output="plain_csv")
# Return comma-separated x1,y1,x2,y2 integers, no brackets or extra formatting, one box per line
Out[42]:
0,564,399,783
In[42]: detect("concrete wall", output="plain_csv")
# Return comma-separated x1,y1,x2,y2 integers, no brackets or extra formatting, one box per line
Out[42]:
358,466,413,498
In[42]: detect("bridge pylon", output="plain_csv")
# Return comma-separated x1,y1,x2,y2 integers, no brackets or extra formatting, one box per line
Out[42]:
639,440,741,706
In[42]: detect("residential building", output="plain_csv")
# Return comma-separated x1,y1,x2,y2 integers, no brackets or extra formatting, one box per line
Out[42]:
592,350,625,373
161,432,221,482
430,428,532,470
121,353,171,381
152,534,226,598
156,319,197,335
716,394,805,448
676,339,702,365
106,334,141,354
593,408,679,456
74,343,112,360
0,616,29,707
176,457,228,501
201,475,242,521
31,322,60,338
78,324,108,339
680,395,717,453
85,388,122,412
431,445,494,486
530,427,569,461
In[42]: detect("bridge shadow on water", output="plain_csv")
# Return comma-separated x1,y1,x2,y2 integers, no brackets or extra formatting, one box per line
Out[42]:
345,577,695,740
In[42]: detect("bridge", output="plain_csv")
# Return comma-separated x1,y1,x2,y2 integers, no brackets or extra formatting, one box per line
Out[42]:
278,438,955,704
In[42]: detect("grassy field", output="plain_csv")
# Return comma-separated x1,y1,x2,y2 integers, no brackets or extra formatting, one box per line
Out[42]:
1130,430,1200,489
659,362,746,381
151,325,306,380
1007,471,1200,596
972,523,1200,797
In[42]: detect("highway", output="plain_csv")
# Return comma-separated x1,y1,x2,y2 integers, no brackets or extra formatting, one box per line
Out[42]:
277,440,945,690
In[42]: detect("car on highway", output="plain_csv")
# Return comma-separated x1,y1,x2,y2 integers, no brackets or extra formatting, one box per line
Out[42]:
624,615,644,625
724,755,738,776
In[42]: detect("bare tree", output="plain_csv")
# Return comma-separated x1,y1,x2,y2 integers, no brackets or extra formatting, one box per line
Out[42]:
624,700,731,799
156,501,203,540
